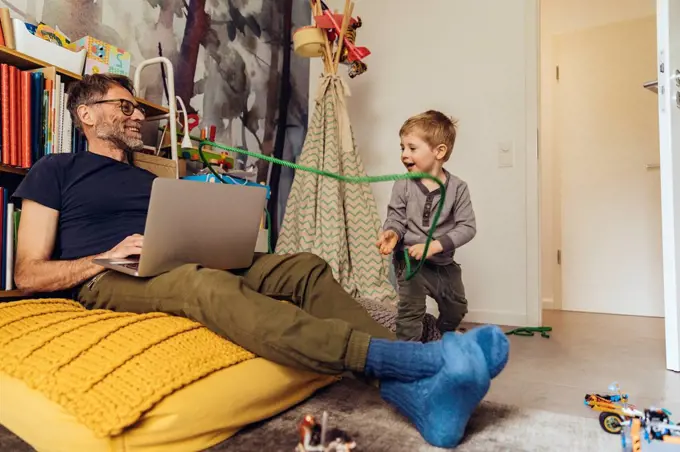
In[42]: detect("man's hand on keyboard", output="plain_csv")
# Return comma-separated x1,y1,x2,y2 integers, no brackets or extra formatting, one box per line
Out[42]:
99,234,144,260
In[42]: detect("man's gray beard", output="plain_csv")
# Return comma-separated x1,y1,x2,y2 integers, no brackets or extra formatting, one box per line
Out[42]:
94,122,144,152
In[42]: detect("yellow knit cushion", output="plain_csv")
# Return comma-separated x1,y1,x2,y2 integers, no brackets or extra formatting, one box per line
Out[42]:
0,299,338,451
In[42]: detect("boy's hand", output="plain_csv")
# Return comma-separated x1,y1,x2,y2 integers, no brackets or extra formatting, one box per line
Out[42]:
376,230,399,255
408,241,443,260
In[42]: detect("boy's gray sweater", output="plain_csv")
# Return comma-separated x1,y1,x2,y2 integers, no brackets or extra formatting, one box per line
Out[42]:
383,169,476,265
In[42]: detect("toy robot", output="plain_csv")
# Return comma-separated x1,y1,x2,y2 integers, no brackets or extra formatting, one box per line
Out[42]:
295,412,356,452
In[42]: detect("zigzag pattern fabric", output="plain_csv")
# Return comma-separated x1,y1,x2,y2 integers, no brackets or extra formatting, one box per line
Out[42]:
277,75,396,304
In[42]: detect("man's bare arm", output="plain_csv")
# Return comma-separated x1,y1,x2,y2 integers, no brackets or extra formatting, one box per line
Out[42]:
14,200,143,293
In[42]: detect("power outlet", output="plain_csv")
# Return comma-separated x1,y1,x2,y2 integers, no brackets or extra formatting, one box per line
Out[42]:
498,141,514,168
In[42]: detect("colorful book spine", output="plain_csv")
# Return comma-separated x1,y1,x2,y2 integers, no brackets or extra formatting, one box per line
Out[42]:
1,64,8,165
0,64,76,168
5,201,13,290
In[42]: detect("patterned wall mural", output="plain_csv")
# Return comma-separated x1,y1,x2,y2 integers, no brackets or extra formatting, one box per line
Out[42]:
3,0,310,231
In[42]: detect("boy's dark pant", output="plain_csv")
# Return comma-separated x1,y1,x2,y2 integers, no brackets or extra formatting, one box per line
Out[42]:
394,257,468,341
77,252,395,375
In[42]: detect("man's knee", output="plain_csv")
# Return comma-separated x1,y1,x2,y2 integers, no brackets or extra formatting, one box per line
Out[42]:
289,252,329,272
167,264,239,296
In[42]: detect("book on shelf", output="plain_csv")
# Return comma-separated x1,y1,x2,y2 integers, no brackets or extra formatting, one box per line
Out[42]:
0,8,13,50
0,61,87,171
0,186,19,290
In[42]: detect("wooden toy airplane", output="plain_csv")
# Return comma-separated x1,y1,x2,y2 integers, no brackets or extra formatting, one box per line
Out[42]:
313,0,370,63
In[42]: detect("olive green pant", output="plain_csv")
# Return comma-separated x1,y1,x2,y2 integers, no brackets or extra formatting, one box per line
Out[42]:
394,257,468,341
78,252,395,375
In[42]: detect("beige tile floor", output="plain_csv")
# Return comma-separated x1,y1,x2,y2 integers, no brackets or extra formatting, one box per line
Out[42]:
478,310,680,420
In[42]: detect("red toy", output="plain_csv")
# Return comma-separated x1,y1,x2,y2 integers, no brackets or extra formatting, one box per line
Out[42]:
293,0,370,78
313,3,370,63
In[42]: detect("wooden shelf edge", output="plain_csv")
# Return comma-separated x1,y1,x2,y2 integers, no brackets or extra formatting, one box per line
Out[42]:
0,289,26,299
0,46,169,117
0,164,28,175
0,45,81,81
137,98,169,117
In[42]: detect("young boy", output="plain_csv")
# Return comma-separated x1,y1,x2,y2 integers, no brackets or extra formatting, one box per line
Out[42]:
377,110,476,341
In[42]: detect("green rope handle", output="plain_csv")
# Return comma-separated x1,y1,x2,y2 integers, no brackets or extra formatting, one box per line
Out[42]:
191,138,444,281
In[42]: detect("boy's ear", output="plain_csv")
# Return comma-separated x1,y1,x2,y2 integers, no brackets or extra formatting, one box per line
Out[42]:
435,144,448,160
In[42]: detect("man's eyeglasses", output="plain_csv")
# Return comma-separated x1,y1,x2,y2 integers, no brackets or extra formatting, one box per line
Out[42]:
89,98,146,117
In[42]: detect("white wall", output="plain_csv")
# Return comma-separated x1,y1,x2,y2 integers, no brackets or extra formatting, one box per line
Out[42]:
539,0,656,308
308,0,538,326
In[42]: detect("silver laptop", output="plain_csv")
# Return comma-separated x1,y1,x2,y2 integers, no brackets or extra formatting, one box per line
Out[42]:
93,177,267,277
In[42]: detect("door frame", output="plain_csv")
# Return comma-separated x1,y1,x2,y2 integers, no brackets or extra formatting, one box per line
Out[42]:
526,0,541,328
656,0,679,372
528,0,680,371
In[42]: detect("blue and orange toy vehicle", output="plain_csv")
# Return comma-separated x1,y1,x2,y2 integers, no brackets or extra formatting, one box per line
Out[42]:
584,383,643,434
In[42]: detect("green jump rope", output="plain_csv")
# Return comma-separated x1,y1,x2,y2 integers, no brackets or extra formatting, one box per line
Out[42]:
191,138,443,281
187,137,551,337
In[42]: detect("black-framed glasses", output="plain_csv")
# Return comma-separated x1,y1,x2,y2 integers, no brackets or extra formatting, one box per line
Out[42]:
89,98,146,117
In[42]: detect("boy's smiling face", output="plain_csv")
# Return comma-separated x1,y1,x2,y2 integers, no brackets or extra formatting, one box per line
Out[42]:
400,132,447,175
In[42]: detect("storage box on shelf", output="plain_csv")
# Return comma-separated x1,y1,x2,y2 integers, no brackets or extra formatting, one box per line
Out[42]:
12,18,87,75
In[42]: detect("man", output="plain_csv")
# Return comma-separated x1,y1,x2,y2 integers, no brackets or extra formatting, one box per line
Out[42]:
13,74,509,448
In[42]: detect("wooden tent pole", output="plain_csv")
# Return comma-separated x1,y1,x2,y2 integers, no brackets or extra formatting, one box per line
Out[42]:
333,0,353,73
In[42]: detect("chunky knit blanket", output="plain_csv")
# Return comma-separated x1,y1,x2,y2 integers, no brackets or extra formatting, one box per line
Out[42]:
0,299,256,437
0,297,438,439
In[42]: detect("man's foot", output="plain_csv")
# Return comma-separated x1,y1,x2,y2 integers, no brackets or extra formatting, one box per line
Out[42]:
379,333,491,448
364,325,509,382
465,325,510,379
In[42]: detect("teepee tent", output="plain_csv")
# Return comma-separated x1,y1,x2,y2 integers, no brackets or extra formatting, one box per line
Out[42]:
276,1,396,303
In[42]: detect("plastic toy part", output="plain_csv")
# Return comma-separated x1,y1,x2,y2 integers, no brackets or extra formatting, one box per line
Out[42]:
600,411,625,434
584,382,642,435
295,412,356,452
621,415,680,451
583,382,680,446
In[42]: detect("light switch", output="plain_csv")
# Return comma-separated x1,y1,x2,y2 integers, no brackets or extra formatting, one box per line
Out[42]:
498,141,514,168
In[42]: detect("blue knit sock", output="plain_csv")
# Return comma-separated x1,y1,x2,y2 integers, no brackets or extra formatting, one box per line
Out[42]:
465,325,510,379
364,338,443,381
379,333,491,448
363,325,509,382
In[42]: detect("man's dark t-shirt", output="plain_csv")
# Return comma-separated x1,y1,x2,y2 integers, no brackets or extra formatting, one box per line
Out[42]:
13,152,157,260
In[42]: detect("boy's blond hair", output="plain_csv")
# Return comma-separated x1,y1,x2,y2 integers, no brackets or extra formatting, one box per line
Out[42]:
399,110,458,161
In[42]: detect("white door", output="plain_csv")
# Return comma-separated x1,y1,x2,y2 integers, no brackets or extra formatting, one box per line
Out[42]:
657,0,680,372
555,17,664,317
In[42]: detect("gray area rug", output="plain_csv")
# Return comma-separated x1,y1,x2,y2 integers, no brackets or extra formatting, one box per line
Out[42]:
0,378,619,452
212,378,619,452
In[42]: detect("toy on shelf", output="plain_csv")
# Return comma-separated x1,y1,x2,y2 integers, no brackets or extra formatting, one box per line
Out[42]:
295,411,356,452
584,382,641,434
73,35,132,76
293,0,370,78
